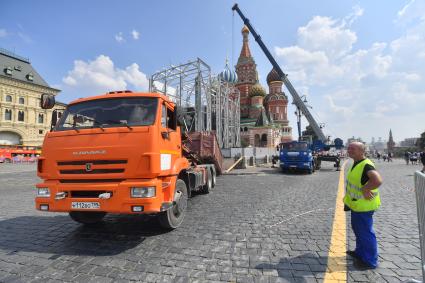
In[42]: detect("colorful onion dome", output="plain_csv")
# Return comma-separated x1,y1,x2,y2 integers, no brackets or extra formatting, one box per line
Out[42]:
249,83,266,97
266,68,282,84
218,60,238,83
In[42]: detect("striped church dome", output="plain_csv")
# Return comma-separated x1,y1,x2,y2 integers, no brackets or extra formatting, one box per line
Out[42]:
218,60,238,83
249,83,266,97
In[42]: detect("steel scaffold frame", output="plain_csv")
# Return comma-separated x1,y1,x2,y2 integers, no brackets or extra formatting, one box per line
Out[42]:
149,58,240,148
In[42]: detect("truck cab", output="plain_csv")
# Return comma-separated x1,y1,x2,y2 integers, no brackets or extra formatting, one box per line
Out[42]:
278,141,315,174
36,91,216,229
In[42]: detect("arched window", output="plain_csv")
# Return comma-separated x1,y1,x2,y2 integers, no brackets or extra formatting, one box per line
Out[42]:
254,134,261,147
261,134,268,147
19,97,24,104
5,109,12,120
5,95,12,102
38,113,44,124
18,111,24,122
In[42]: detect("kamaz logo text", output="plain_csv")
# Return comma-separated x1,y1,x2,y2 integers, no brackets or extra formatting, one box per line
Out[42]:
72,150,106,155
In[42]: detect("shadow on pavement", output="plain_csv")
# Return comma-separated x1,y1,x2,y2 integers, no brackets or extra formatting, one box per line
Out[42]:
256,252,346,282
0,214,168,257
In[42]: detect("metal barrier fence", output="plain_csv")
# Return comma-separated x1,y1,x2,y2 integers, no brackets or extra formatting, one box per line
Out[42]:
415,171,425,283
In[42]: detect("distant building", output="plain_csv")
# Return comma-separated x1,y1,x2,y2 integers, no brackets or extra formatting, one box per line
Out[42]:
400,138,419,147
347,136,364,145
0,48,66,146
370,137,386,152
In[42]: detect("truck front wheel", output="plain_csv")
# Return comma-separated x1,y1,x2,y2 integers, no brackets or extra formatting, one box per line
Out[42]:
69,211,106,225
159,179,188,229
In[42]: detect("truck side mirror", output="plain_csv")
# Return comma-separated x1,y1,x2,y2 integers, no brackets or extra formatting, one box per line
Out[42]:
51,110,58,131
40,93,55,109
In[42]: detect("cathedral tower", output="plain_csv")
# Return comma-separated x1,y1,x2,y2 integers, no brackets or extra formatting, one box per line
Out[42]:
235,26,258,118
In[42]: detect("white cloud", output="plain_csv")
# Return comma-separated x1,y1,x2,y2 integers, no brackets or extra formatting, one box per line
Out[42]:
274,5,425,142
297,16,357,59
397,0,425,23
131,29,140,40
62,55,149,97
342,5,364,27
115,32,125,43
18,32,32,43
0,29,7,37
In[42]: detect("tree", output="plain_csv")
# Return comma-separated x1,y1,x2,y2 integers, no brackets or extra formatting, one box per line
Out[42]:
417,131,425,150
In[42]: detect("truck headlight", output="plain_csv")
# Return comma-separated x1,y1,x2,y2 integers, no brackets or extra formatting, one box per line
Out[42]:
37,188,50,198
131,187,156,198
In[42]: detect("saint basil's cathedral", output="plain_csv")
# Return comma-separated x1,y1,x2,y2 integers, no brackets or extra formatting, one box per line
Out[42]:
219,26,292,147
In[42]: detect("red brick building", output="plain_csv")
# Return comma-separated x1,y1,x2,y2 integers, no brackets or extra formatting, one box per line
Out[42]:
235,26,292,147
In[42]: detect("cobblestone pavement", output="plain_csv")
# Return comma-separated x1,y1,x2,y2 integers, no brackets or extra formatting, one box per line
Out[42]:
0,159,422,282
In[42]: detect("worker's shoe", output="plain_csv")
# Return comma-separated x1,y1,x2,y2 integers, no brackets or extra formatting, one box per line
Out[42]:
346,250,359,259
353,258,376,270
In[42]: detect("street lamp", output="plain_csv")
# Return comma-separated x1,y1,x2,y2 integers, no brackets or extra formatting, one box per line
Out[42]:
293,95,311,141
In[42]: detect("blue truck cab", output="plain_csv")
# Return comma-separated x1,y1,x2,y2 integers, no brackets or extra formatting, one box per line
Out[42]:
279,141,315,174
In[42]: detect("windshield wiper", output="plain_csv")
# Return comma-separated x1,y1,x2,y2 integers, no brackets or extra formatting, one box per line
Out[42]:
62,122,80,132
92,120,105,131
104,120,133,130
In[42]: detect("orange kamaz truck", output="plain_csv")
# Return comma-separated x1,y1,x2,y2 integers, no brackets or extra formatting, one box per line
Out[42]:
36,91,221,229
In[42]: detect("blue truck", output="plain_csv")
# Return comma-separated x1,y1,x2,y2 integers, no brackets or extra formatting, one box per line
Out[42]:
278,141,316,174
277,139,342,174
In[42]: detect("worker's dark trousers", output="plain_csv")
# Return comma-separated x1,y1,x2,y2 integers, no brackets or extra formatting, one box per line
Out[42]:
351,211,378,268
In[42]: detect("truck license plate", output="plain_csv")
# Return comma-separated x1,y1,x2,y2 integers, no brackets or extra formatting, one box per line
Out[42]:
71,202,100,210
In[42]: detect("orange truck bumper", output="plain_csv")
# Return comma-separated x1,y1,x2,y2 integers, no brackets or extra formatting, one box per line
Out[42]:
35,178,174,214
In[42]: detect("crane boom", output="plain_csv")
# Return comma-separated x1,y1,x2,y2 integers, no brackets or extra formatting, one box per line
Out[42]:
232,4,327,142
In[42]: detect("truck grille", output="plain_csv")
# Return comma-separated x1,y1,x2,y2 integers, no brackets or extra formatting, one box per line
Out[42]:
60,169,124,174
70,190,113,198
59,179,124,183
286,156,301,161
57,160,127,175
57,160,127,165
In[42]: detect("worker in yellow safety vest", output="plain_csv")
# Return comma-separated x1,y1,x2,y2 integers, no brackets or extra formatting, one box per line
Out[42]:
343,142,382,270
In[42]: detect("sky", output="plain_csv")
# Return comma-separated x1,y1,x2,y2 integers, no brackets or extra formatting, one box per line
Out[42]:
1,0,424,144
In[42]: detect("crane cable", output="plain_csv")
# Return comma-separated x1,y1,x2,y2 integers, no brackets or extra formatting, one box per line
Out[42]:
232,9,235,66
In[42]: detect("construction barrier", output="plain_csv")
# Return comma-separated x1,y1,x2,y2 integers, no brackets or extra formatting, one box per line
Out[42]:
414,171,425,283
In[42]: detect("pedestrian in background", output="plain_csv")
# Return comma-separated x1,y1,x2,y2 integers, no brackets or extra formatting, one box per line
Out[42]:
421,149,425,173
410,152,418,165
404,151,410,165
344,142,383,270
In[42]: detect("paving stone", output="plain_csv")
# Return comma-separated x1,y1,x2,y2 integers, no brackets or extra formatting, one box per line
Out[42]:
0,161,422,282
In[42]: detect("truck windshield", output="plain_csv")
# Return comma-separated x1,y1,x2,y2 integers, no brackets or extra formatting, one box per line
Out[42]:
55,97,158,131
280,142,309,151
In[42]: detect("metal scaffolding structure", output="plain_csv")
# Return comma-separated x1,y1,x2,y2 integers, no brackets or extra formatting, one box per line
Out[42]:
211,78,241,148
149,58,240,148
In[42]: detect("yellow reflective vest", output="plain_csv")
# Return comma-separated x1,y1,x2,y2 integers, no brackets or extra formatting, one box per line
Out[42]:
343,159,381,212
